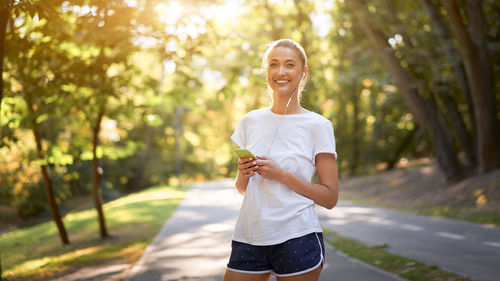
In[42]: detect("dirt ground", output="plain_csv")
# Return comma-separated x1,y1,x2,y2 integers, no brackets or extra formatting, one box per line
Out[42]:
339,161,500,222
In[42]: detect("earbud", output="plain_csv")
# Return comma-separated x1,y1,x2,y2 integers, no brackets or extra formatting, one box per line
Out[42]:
301,72,306,79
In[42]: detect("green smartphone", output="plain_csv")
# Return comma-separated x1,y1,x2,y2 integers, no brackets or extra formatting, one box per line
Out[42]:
234,148,258,160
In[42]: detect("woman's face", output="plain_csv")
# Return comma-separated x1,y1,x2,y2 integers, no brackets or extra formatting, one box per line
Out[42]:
266,47,306,96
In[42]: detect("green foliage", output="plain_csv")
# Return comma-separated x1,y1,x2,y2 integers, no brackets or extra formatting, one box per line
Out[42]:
1,0,499,226
13,181,47,219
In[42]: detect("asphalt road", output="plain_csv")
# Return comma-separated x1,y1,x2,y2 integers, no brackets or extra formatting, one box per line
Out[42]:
126,180,407,281
317,201,500,281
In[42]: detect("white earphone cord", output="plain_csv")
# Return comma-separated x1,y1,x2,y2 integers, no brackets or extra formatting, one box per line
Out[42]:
266,86,298,155
250,79,302,244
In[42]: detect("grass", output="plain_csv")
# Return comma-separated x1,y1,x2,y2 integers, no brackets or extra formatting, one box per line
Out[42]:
0,185,186,280
413,206,500,226
323,229,479,281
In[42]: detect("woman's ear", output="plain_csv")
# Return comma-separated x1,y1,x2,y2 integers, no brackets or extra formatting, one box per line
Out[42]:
303,65,308,79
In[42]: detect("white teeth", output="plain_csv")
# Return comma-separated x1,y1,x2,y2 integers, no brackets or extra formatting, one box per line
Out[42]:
276,80,288,84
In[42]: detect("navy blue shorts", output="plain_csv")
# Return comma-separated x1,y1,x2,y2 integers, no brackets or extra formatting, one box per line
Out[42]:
227,232,325,277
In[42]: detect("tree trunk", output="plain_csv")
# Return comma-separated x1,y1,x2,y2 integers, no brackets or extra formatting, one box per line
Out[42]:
0,5,8,113
419,0,476,142
466,0,495,109
26,93,69,245
350,79,360,175
438,86,477,167
441,0,500,172
128,123,152,191
174,106,184,183
386,125,419,170
465,0,500,162
92,102,108,238
350,0,463,181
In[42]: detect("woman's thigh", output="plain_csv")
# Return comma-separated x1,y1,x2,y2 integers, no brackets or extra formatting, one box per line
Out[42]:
223,269,271,281
276,265,322,281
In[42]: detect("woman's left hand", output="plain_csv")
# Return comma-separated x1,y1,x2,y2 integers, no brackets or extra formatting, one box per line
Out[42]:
255,156,284,181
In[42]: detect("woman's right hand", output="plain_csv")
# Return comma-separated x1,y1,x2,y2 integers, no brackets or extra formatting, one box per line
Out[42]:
238,157,258,179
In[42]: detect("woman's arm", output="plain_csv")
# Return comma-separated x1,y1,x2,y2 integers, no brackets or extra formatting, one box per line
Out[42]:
256,153,339,209
235,157,259,195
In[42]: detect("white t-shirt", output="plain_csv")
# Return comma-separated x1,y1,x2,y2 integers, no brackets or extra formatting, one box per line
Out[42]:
231,107,337,245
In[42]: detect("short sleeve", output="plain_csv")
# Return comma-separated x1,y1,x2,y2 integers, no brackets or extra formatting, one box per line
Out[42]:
231,116,246,148
313,122,337,160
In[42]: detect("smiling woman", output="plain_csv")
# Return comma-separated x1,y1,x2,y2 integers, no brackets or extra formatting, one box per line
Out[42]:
224,39,339,281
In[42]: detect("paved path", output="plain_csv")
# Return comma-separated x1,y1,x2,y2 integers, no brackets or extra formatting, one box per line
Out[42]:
127,180,406,281
317,201,500,281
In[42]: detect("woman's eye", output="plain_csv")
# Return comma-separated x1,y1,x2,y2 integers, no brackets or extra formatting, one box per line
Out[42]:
287,64,295,68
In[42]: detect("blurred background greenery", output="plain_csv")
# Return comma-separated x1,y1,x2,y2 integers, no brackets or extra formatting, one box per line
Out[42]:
0,0,498,239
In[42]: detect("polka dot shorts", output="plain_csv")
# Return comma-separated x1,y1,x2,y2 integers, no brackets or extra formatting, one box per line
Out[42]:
227,232,325,277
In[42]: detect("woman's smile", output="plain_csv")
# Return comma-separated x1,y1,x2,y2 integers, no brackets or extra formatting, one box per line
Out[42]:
275,79,291,86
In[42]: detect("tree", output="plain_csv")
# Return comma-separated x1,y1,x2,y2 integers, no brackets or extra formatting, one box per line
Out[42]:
67,0,139,238
441,0,499,173
5,0,71,244
348,0,463,181
419,0,477,167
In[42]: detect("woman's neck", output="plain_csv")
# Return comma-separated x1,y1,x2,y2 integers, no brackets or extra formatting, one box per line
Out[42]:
271,93,303,115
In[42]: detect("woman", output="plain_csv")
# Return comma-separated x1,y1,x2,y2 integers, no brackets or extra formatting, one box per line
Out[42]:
223,39,339,281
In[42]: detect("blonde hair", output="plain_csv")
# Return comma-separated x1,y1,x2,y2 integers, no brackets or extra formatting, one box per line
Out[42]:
261,39,309,99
